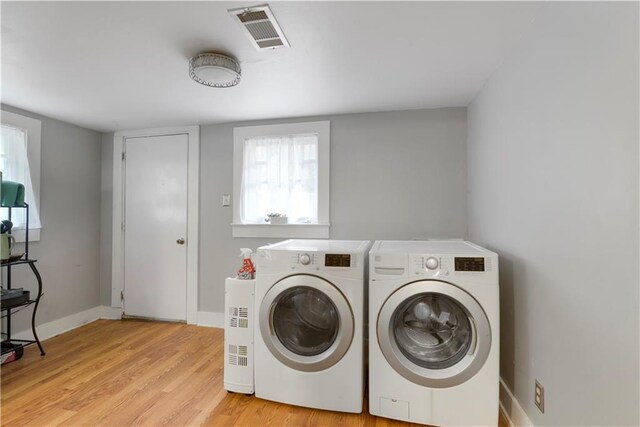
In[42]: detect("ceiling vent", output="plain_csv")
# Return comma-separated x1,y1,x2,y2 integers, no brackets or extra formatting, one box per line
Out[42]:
229,4,290,51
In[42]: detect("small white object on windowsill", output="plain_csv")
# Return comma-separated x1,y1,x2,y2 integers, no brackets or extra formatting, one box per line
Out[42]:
265,213,288,225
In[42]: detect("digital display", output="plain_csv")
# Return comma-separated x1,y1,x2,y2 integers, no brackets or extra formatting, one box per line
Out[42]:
455,257,485,272
325,254,351,267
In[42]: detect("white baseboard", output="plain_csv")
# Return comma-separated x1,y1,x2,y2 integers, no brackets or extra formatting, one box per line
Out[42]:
14,306,101,341
13,305,122,342
13,306,222,344
197,311,224,328
499,377,534,427
100,305,124,319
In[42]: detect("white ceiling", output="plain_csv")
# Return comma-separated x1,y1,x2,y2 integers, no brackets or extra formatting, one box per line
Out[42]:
1,1,542,132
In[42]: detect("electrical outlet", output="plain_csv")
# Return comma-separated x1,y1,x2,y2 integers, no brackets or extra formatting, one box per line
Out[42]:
535,380,545,413
222,194,231,207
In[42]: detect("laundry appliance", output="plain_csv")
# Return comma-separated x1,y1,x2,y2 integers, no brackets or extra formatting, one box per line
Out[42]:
369,240,499,426
254,239,370,413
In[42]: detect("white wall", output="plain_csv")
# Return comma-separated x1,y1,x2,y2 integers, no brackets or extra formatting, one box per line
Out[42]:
467,3,639,426
1,104,103,331
99,108,468,312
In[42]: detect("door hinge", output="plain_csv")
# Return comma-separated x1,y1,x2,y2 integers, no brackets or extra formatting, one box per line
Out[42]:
120,291,124,302
121,221,125,232
122,152,126,161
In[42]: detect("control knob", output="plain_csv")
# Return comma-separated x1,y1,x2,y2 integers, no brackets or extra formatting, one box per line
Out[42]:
425,257,439,270
299,253,311,265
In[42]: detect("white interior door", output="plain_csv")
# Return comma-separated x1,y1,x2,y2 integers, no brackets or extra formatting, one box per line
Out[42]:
124,134,188,321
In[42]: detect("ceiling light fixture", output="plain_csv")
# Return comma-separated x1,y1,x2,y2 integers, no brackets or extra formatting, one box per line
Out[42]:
189,53,241,88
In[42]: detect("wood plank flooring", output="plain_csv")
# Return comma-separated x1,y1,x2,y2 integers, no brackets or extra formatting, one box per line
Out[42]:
1,320,507,426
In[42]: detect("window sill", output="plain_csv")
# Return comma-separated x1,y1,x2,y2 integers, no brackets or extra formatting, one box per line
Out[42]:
9,228,41,243
232,223,330,239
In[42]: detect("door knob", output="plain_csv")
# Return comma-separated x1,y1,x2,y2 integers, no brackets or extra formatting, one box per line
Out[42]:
176,238,185,245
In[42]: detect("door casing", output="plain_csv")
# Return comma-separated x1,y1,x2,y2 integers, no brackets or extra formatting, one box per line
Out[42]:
111,126,199,324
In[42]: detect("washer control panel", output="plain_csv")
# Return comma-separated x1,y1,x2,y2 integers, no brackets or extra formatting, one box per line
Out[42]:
410,254,490,276
454,257,485,271
425,257,439,270
411,255,452,277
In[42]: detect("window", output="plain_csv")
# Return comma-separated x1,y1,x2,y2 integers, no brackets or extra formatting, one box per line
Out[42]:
241,134,318,224
233,121,330,238
0,110,42,241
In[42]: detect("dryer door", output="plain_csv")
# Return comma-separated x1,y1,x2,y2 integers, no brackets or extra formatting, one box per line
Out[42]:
260,274,354,372
377,280,491,388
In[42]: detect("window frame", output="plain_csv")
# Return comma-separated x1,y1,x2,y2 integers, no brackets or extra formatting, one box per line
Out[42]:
0,110,42,242
232,121,330,238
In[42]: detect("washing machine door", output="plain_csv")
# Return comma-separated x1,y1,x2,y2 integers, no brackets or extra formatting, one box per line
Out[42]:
260,274,354,372
377,280,491,388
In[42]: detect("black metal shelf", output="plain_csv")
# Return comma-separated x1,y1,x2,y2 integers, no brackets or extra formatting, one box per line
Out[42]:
1,203,45,358
1,339,40,356
1,258,37,268
2,299,37,313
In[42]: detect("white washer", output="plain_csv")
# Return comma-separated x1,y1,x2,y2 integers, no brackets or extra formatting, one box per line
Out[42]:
369,240,499,426
255,239,370,413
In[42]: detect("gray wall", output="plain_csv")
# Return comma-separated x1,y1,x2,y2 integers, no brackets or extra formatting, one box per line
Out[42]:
200,108,467,313
1,104,103,331
467,3,639,426
100,132,114,306
99,108,468,311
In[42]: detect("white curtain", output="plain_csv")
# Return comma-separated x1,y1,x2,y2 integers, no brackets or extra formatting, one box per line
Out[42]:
240,134,318,224
0,125,42,230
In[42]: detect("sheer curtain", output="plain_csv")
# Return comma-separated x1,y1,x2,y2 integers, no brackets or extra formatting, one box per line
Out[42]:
240,134,318,224
0,124,42,229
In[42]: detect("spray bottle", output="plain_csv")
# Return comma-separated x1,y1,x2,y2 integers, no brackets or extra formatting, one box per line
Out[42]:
236,248,256,280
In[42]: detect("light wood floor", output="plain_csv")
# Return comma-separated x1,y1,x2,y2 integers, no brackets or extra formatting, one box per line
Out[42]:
1,320,507,426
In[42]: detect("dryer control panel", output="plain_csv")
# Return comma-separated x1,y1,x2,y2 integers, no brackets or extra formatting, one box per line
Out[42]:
290,252,319,268
288,252,356,271
325,253,351,267
256,240,369,279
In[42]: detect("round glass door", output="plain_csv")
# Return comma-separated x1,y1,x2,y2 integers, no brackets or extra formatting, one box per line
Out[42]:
377,280,491,388
272,287,340,356
260,275,354,372
393,293,472,370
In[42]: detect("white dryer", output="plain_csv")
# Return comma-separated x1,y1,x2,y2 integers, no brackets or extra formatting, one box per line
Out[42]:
254,239,370,413
369,240,499,426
